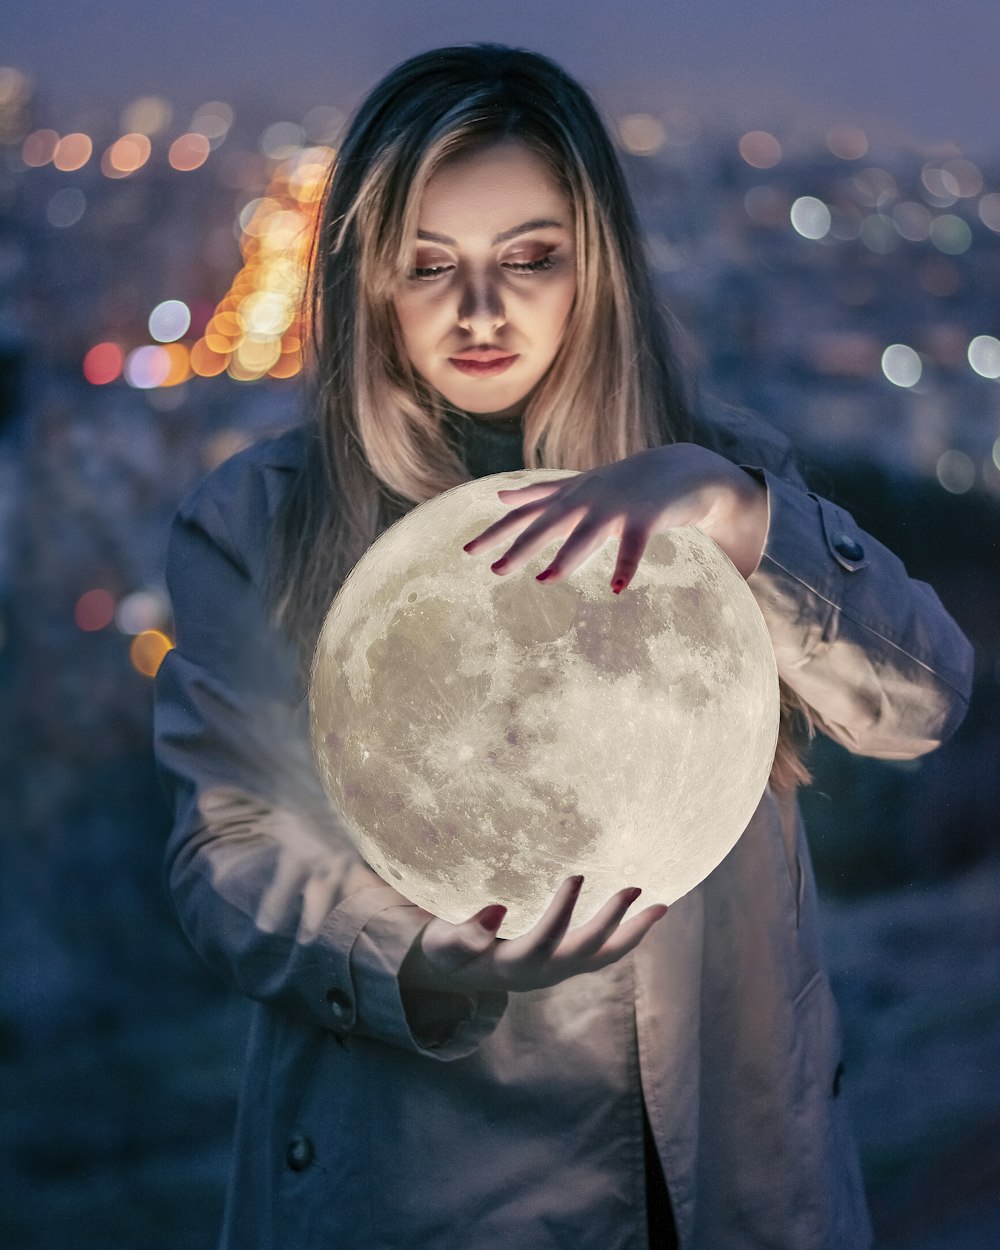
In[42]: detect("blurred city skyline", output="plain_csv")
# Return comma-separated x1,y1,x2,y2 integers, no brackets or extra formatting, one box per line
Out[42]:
4,0,1000,155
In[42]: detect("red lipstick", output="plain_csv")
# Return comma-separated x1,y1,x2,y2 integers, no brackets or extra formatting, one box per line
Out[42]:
449,348,519,376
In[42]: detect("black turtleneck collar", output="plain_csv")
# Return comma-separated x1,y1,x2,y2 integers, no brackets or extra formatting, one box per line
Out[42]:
442,408,526,479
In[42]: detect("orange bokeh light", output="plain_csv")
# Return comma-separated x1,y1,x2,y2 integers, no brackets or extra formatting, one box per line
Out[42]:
189,339,230,377
102,132,152,178
160,341,192,386
75,588,116,631
130,630,174,678
83,342,125,385
22,129,59,167
169,132,211,171
53,133,93,172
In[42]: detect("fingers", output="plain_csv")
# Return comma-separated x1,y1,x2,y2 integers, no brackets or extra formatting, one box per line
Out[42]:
532,514,616,584
610,522,652,596
462,499,551,556
587,903,669,967
558,886,644,959
506,873,584,958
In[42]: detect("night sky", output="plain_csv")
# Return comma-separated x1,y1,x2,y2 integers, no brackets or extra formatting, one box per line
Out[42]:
4,0,1000,154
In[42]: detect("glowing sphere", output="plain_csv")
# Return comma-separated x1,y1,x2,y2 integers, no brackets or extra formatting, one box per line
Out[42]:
310,470,779,936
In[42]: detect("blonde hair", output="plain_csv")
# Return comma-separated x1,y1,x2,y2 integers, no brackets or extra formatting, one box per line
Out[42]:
270,44,810,790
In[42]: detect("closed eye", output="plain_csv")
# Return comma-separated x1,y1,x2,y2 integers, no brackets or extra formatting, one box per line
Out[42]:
410,254,557,281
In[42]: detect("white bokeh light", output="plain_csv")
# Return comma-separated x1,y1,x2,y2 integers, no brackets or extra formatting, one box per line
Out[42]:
882,344,922,388
148,300,191,343
790,197,831,240
968,335,1000,379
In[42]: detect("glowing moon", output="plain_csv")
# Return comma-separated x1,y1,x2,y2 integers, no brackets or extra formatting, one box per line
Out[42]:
310,469,779,937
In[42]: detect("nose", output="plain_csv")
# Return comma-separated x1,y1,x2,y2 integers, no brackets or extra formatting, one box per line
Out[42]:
456,270,506,335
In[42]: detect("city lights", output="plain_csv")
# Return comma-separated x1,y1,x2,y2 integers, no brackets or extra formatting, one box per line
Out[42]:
53,133,93,172
968,336,1000,379
738,130,781,169
618,114,666,156
881,344,922,388
75,589,116,632
790,197,831,240
935,449,976,494
129,630,174,678
83,342,125,385
149,300,192,343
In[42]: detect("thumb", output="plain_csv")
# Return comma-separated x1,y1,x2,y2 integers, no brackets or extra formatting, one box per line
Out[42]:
420,905,507,973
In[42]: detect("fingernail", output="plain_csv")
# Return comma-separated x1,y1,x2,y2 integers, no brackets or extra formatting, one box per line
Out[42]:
462,541,474,553
536,569,554,582
612,578,625,594
479,904,507,930
569,874,584,892
491,558,508,572
627,887,642,901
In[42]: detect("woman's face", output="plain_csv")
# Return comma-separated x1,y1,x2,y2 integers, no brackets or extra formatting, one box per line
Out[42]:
392,140,577,419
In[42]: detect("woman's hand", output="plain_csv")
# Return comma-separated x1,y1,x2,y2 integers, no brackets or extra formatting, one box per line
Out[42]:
398,874,668,995
463,443,768,592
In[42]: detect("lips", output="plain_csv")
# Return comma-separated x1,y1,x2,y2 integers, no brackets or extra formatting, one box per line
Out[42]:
449,350,519,377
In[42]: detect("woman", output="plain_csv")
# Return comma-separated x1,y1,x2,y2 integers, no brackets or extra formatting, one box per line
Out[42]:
154,44,973,1249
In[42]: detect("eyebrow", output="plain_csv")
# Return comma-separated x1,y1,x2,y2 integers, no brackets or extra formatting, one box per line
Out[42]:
416,218,566,246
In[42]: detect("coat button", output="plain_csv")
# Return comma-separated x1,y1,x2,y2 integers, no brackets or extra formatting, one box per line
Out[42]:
832,534,864,562
832,1060,846,1097
286,1135,315,1171
325,987,352,1021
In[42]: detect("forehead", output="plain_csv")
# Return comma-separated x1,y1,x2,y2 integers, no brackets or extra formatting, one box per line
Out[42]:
416,141,571,239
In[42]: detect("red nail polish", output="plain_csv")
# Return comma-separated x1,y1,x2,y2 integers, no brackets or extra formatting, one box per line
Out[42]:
536,569,554,582
479,904,507,930
463,542,474,553
612,578,625,594
491,558,507,572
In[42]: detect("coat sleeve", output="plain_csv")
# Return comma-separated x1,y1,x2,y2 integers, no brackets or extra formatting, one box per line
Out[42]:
153,453,507,1058
733,426,973,759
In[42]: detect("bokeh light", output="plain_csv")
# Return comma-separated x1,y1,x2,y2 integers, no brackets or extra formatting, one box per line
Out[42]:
825,124,868,160
102,132,152,178
122,96,172,136
852,167,897,207
148,299,192,343
302,105,344,144
882,344,922,388
738,130,781,169
968,335,1000,379
191,101,233,145
743,185,790,227
22,129,59,167
130,630,174,678
192,145,331,382
46,188,86,228
892,201,932,242
936,449,975,494
260,122,304,160
168,132,210,171
790,196,831,240
941,159,983,198
83,342,125,385
978,193,1000,233
929,214,972,255
618,114,666,156
53,133,93,172
75,589,116,632
920,164,959,207
115,589,169,635
124,345,171,389
859,214,898,254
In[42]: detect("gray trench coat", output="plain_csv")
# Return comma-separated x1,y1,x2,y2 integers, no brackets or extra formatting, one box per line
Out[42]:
154,409,972,1250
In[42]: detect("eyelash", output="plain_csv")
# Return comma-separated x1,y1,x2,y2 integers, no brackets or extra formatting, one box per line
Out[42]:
410,255,557,281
